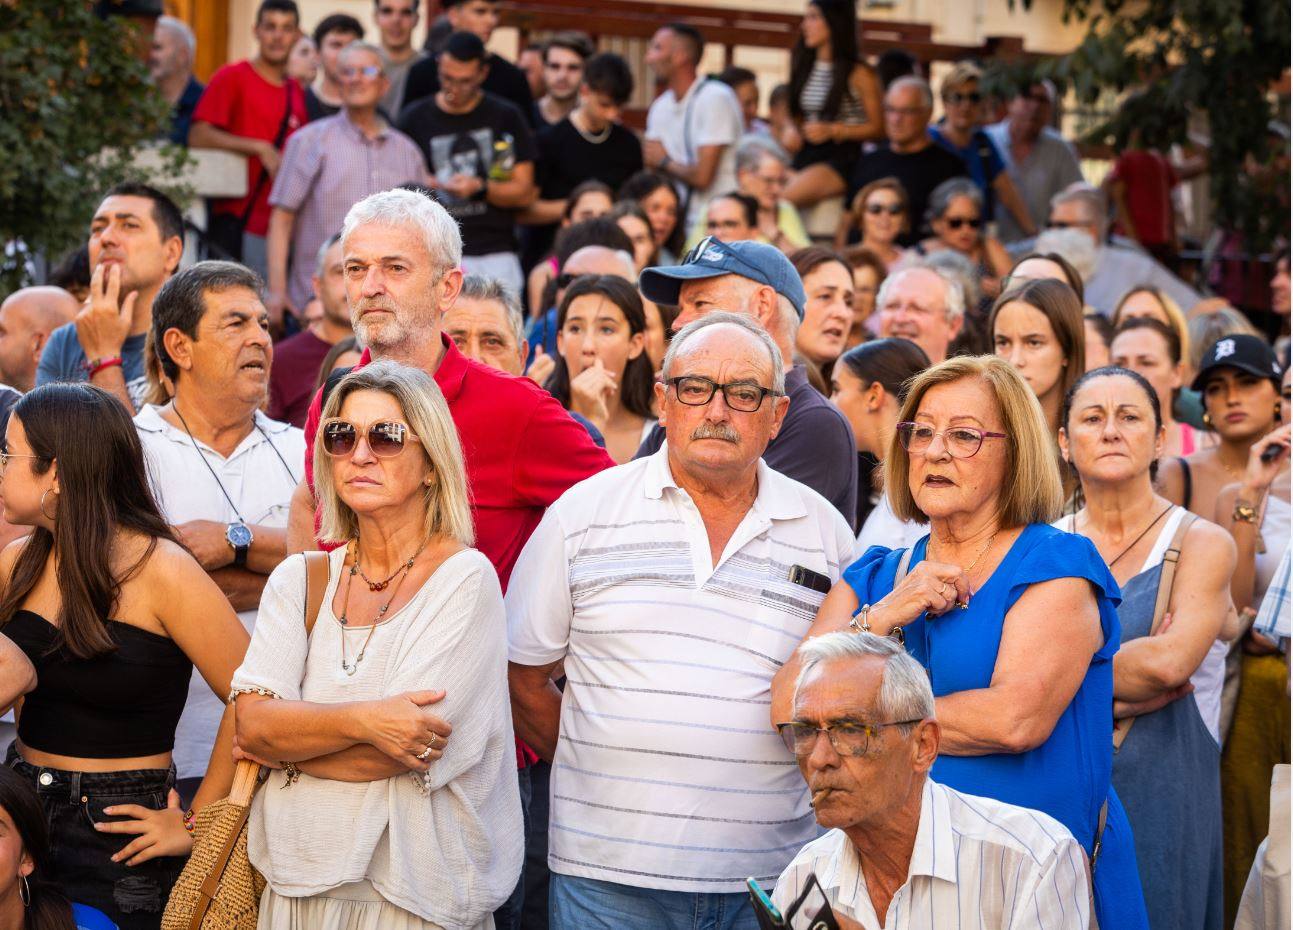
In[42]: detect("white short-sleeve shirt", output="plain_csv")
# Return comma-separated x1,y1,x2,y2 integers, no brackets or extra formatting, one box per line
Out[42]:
507,445,857,893
645,77,745,227
134,404,305,780
773,779,1091,929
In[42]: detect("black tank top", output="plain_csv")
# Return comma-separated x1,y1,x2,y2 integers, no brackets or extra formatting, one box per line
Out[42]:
5,610,192,758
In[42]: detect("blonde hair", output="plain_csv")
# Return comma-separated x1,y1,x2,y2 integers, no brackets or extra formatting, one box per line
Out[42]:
884,355,1064,526
1112,287,1190,363
940,61,983,99
314,361,474,547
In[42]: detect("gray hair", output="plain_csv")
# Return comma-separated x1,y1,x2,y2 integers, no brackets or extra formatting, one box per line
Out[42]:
156,15,196,58
734,138,790,175
339,41,387,72
794,632,934,730
925,177,984,226
918,249,981,316
1035,227,1098,283
876,263,966,321
315,232,343,277
341,188,463,272
1050,182,1108,235
458,275,525,347
887,75,933,110
315,360,474,548
662,311,785,395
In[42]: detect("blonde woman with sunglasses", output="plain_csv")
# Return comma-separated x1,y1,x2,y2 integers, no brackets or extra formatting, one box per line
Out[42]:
231,360,521,930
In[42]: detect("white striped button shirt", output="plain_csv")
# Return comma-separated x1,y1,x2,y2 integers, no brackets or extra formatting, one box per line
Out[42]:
507,446,857,893
772,779,1091,929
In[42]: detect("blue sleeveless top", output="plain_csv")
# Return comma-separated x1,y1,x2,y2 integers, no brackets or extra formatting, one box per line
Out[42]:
843,523,1149,929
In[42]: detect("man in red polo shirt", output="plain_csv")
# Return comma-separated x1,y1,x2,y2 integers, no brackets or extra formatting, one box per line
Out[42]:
286,187,612,927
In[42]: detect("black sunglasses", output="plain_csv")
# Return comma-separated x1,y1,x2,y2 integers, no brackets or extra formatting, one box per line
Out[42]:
945,91,982,105
865,203,904,216
944,217,982,230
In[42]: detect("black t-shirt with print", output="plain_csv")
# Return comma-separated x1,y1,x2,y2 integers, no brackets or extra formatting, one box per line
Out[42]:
397,92,537,256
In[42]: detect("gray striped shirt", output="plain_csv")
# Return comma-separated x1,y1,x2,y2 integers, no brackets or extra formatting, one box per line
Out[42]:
507,447,857,892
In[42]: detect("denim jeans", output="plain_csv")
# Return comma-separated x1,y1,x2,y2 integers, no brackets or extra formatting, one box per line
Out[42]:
549,874,760,930
492,762,533,930
8,746,185,930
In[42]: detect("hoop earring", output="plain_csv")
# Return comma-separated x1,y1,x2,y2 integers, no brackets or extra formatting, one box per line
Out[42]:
39,489,57,522
19,875,29,908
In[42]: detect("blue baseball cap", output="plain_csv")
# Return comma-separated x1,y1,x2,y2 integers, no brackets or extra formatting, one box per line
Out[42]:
638,237,807,319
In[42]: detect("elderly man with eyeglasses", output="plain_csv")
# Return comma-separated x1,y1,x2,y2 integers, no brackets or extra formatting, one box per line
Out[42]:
507,312,856,929
773,632,1091,930
635,236,859,528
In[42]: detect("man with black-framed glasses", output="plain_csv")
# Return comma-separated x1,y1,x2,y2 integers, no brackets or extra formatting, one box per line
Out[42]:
771,631,1091,929
635,236,859,528
508,312,857,928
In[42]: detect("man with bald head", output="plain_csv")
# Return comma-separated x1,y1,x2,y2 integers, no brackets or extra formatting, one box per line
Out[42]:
508,312,856,928
0,287,78,393
875,263,966,365
849,77,966,246
635,237,858,527
151,16,204,146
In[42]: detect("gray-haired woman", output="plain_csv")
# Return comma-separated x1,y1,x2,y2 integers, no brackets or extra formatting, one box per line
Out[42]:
231,361,522,929
909,177,1012,301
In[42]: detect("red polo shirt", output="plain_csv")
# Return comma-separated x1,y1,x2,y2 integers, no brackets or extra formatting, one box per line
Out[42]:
303,337,614,767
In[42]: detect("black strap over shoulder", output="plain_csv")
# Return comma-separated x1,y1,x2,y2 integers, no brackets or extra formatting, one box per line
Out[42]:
320,365,355,412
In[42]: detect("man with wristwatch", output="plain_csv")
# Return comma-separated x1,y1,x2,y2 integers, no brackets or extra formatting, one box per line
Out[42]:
134,260,305,803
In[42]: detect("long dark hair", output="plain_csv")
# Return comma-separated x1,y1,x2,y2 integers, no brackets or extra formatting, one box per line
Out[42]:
618,170,683,257
789,0,859,121
837,337,930,401
546,276,656,419
0,384,178,659
0,767,76,930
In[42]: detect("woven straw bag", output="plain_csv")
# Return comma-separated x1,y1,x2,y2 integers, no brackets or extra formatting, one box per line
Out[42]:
162,551,331,930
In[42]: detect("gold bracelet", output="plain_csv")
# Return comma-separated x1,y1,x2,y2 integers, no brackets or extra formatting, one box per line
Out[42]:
1234,500,1259,524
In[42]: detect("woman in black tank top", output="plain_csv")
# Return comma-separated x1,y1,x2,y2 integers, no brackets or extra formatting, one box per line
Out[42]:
0,384,250,930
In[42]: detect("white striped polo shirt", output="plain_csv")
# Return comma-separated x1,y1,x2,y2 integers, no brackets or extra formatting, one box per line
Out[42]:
772,779,1091,929
507,445,857,893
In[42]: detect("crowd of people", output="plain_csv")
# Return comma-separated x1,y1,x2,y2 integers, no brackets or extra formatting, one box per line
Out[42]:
0,0,1289,928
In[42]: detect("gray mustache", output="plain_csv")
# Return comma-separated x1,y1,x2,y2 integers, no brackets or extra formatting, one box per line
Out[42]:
691,423,740,443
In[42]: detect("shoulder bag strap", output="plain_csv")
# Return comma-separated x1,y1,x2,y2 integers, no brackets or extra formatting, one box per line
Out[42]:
238,79,298,228
894,546,914,584
302,550,330,635
1114,511,1197,752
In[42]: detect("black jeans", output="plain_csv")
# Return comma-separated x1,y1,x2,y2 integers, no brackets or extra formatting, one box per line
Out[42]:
8,746,185,930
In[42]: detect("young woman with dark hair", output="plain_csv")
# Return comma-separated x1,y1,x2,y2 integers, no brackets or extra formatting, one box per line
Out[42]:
0,765,116,929
0,384,248,929
829,336,929,543
618,170,683,264
782,0,883,209
546,276,657,463
791,247,855,387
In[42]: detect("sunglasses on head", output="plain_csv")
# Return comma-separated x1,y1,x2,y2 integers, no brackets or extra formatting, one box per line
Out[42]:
944,217,982,230
865,203,904,216
321,419,421,458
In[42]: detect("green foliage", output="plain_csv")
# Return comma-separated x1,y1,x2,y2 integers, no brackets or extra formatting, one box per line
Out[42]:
994,0,1290,250
0,1,192,294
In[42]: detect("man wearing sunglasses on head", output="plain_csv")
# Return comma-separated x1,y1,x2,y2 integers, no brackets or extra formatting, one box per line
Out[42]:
928,63,1036,241
635,237,859,529
769,633,1092,929
267,42,425,329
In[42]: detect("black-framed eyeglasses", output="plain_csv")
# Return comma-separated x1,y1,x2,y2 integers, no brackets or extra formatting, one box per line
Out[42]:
944,217,982,230
896,422,1007,458
945,91,983,105
776,719,924,758
665,375,783,412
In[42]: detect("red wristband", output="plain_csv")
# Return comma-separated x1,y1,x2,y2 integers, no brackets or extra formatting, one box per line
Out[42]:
83,356,123,378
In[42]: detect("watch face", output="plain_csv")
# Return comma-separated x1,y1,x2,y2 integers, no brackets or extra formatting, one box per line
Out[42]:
226,523,253,548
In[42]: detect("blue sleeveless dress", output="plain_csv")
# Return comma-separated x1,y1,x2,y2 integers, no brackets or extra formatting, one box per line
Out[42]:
842,523,1149,930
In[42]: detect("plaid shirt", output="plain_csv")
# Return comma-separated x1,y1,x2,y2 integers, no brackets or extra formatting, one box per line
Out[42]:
1254,543,1292,648
269,112,425,308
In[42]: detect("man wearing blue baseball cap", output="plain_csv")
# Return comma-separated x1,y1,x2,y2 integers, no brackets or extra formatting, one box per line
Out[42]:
635,236,858,528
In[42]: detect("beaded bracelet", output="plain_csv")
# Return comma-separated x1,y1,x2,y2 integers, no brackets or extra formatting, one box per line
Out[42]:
182,808,196,836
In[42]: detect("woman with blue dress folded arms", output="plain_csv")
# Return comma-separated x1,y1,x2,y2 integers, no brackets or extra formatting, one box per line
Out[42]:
1059,365,1234,929
773,355,1149,929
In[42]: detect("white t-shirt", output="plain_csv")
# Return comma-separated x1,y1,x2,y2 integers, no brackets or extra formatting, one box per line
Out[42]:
645,76,744,227
507,446,856,893
134,405,305,780
856,494,927,554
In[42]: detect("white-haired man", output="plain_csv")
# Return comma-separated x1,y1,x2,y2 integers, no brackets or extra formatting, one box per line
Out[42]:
636,237,859,529
508,312,856,928
849,77,967,247
772,632,1091,929
875,264,965,366
1046,183,1200,315
151,15,203,146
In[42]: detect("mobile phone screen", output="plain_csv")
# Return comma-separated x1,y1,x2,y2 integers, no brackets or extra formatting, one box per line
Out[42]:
788,874,839,930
